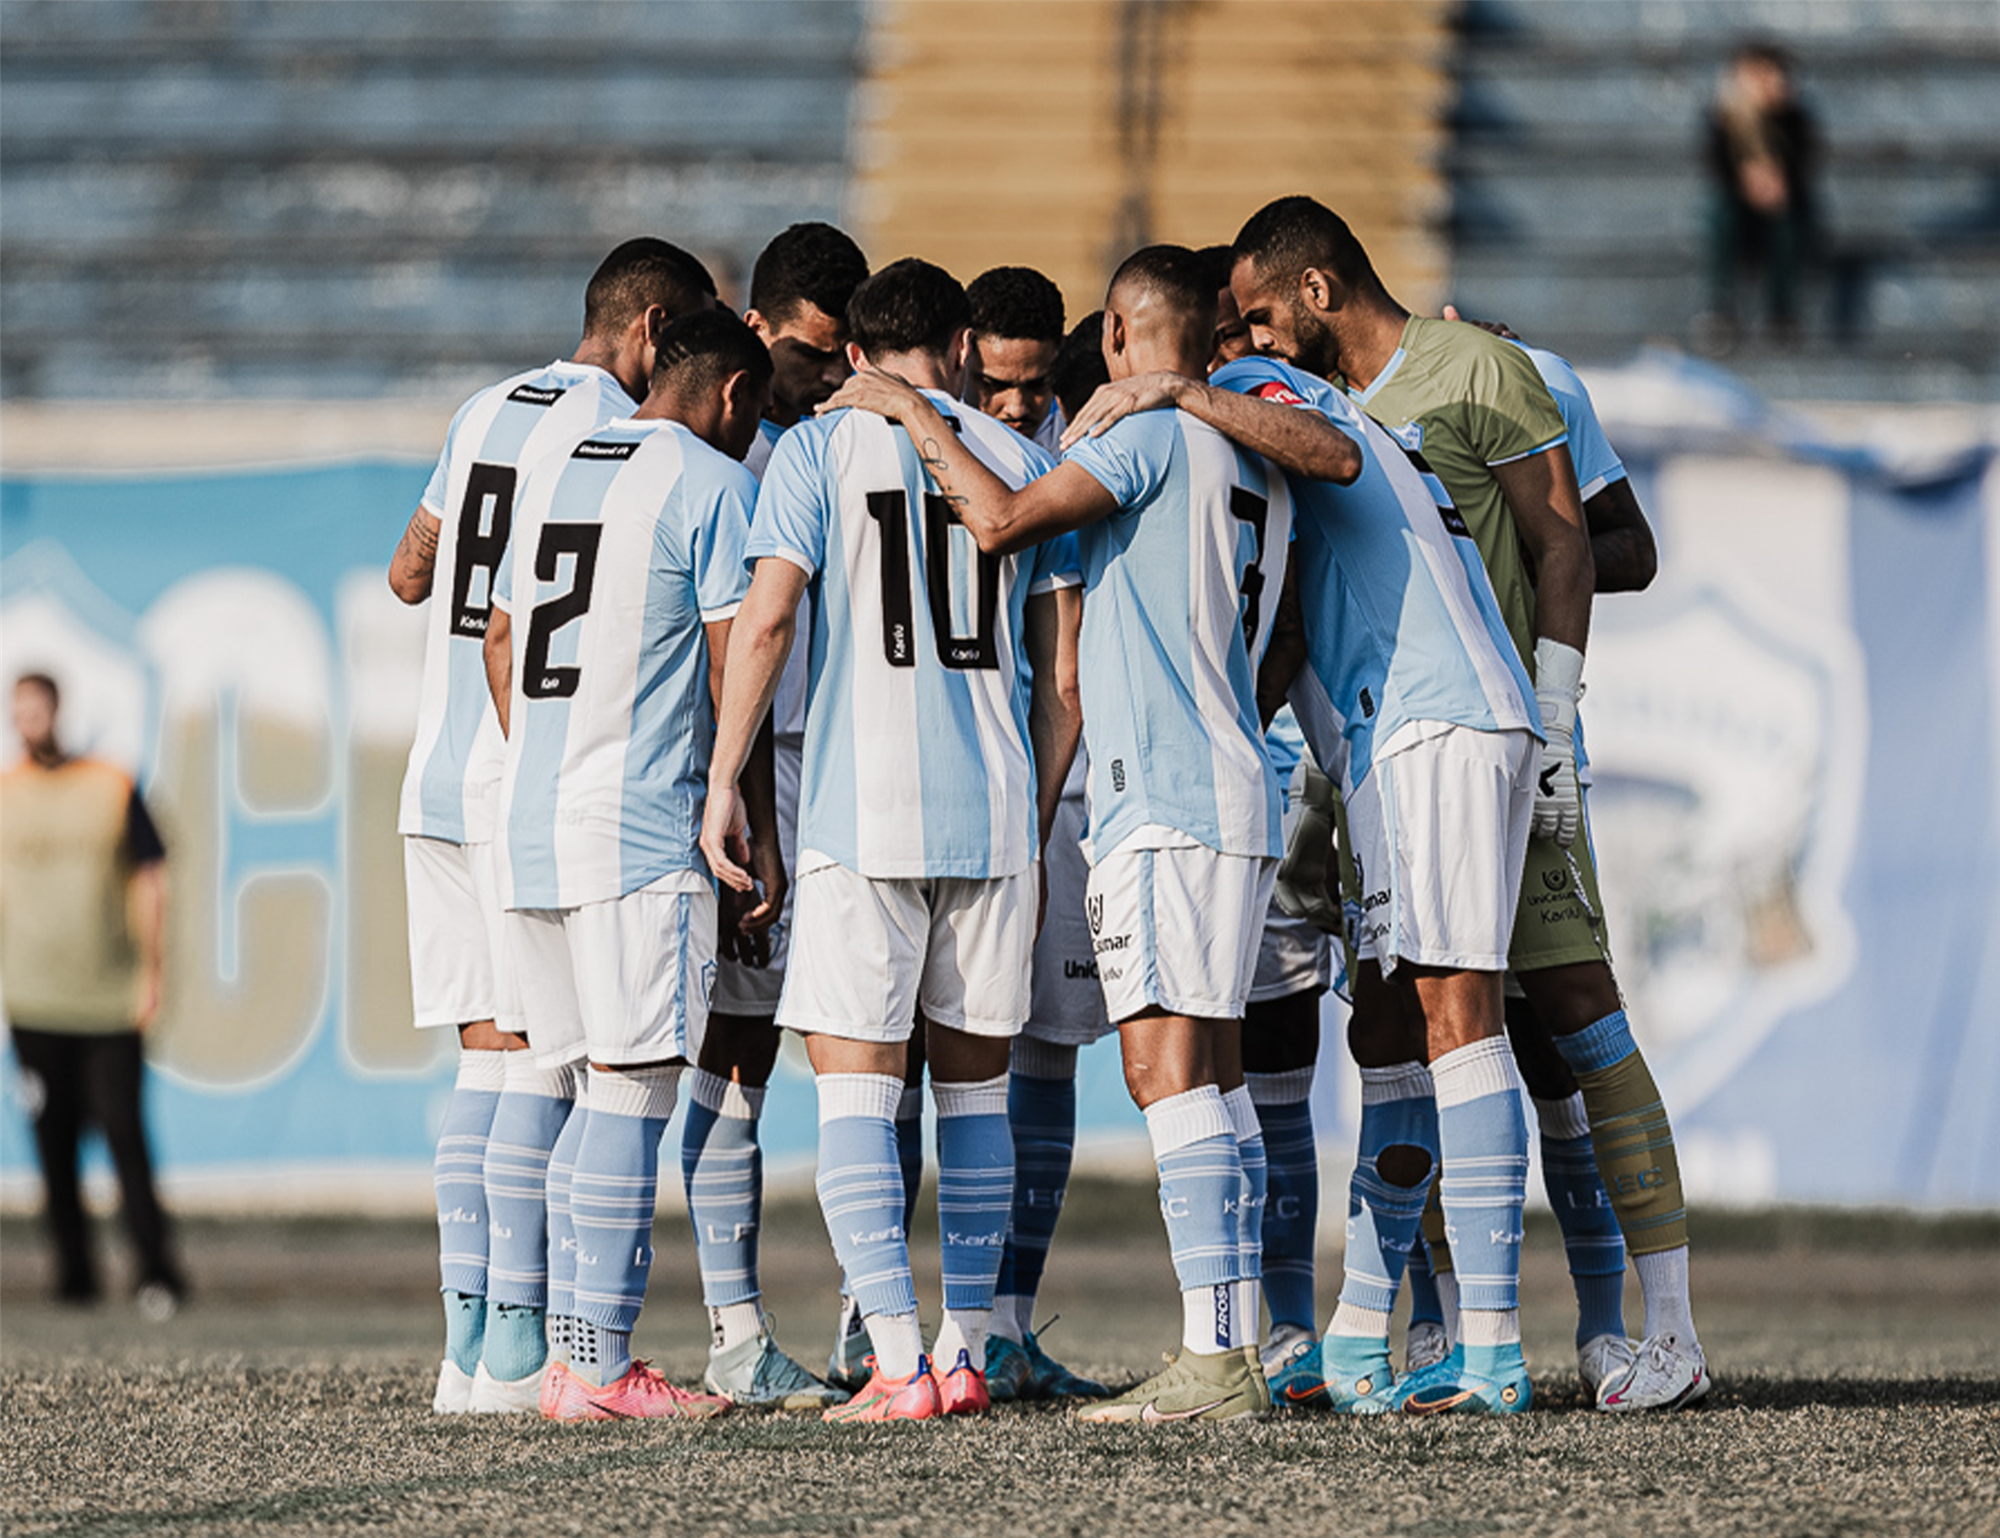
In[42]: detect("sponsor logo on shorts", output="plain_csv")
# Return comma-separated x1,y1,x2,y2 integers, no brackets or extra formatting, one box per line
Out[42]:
1063,958,1100,981
1541,867,1569,893
1086,894,1104,935
1110,759,1126,793
1092,932,1131,954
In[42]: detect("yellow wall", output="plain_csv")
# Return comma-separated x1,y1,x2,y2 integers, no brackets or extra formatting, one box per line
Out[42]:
851,0,1454,321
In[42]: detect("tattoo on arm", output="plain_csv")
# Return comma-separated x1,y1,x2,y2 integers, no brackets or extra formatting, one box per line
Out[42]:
918,438,969,514
407,511,439,559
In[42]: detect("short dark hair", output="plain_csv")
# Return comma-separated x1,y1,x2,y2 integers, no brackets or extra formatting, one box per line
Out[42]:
583,238,718,338
967,266,1066,344
13,671,58,706
846,258,971,360
651,309,773,394
1194,244,1237,295
1107,244,1217,341
1232,196,1379,293
1051,311,1109,421
749,222,870,328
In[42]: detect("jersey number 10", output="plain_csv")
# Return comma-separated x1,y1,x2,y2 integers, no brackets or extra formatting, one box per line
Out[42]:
865,489,1001,671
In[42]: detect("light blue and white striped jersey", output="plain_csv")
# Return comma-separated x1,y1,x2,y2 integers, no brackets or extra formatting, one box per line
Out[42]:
1515,343,1627,502
1267,707,1307,811
493,417,754,910
743,415,811,742
1061,407,1291,860
1211,356,1538,797
398,360,638,843
747,393,1078,880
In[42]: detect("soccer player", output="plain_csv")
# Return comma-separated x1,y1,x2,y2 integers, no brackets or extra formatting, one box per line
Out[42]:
701,258,1083,1423
830,244,1360,1424
980,312,1114,1405
967,265,1068,451
684,221,869,1410
1204,337,1547,1417
1202,249,1341,1403
1234,196,1708,1411
387,237,717,1414
481,308,778,1422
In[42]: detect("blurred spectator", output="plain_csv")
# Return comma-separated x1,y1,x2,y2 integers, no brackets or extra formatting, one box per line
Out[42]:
2,673,184,1317
1699,41,1820,350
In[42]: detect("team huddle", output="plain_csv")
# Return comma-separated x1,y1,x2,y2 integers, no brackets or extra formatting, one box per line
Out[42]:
390,198,1708,1425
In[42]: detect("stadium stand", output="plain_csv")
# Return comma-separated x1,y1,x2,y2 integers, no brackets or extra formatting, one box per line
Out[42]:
0,0,863,399
1445,0,2000,400
853,0,1455,322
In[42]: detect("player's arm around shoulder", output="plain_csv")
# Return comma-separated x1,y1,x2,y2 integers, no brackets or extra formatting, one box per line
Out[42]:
821,368,1117,555
1076,364,1362,485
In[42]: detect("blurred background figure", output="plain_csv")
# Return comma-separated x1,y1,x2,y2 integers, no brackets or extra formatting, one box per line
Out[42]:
1,674,184,1318
1700,40,1819,351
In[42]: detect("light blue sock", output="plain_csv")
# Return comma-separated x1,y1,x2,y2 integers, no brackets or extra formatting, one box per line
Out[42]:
435,1049,506,1305
483,1303,548,1382
934,1075,1013,1313
568,1065,678,1383
1535,1093,1627,1345
544,1090,587,1355
995,1043,1076,1307
895,1084,925,1238
1247,1069,1318,1333
681,1069,765,1309
484,1059,575,1311
442,1289,485,1376
1432,1039,1529,1318
1338,1064,1438,1317
1144,1087,1246,1352
1223,1087,1267,1331
817,1074,920,1325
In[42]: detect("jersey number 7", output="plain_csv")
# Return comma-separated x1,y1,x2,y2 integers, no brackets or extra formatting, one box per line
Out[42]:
522,523,603,699
865,489,1000,670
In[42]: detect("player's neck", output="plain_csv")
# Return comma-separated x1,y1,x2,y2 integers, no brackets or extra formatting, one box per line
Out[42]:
569,335,647,404
863,350,956,394
1333,294,1411,393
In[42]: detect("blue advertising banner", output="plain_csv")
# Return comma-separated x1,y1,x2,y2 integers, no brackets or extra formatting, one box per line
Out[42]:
3,376,1997,1208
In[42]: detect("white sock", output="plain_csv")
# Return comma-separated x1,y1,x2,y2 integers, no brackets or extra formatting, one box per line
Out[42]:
1460,1308,1521,1349
865,1310,924,1378
991,1294,1029,1345
932,1307,988,1369
709,1300,763,1355
1330,1301,1392,1342
1182,1283,1245,1354
1635,1246,1697,1343
546,1313,573,1364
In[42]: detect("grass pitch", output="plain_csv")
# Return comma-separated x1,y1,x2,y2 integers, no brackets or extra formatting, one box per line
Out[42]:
3,1182,1997,1537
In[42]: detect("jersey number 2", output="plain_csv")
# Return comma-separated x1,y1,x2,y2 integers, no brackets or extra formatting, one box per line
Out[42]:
522,523,603,699
865,489,1000,670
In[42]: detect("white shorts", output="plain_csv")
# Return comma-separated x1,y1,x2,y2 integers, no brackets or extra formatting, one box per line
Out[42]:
1024,790,1115,1046
1346,722,1536,976
1085,830,1278,1024
404,836,520,1034
778,857,1035,1042
509,871,717,1069
710,735,800,1017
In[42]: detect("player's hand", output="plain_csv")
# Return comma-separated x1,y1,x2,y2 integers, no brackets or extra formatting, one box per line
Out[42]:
1531,638,1585,847
718,883,768,968
701,782,756,893
1058,372,1188,448
1442,304,1520,342
132,967,164,1031
819,366,923,423
736,818,789,949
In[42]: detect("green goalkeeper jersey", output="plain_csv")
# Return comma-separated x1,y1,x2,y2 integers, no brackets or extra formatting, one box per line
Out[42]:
1346,315,1571,674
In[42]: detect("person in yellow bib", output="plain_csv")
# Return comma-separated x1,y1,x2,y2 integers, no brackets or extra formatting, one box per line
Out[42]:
2,672,183,1318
